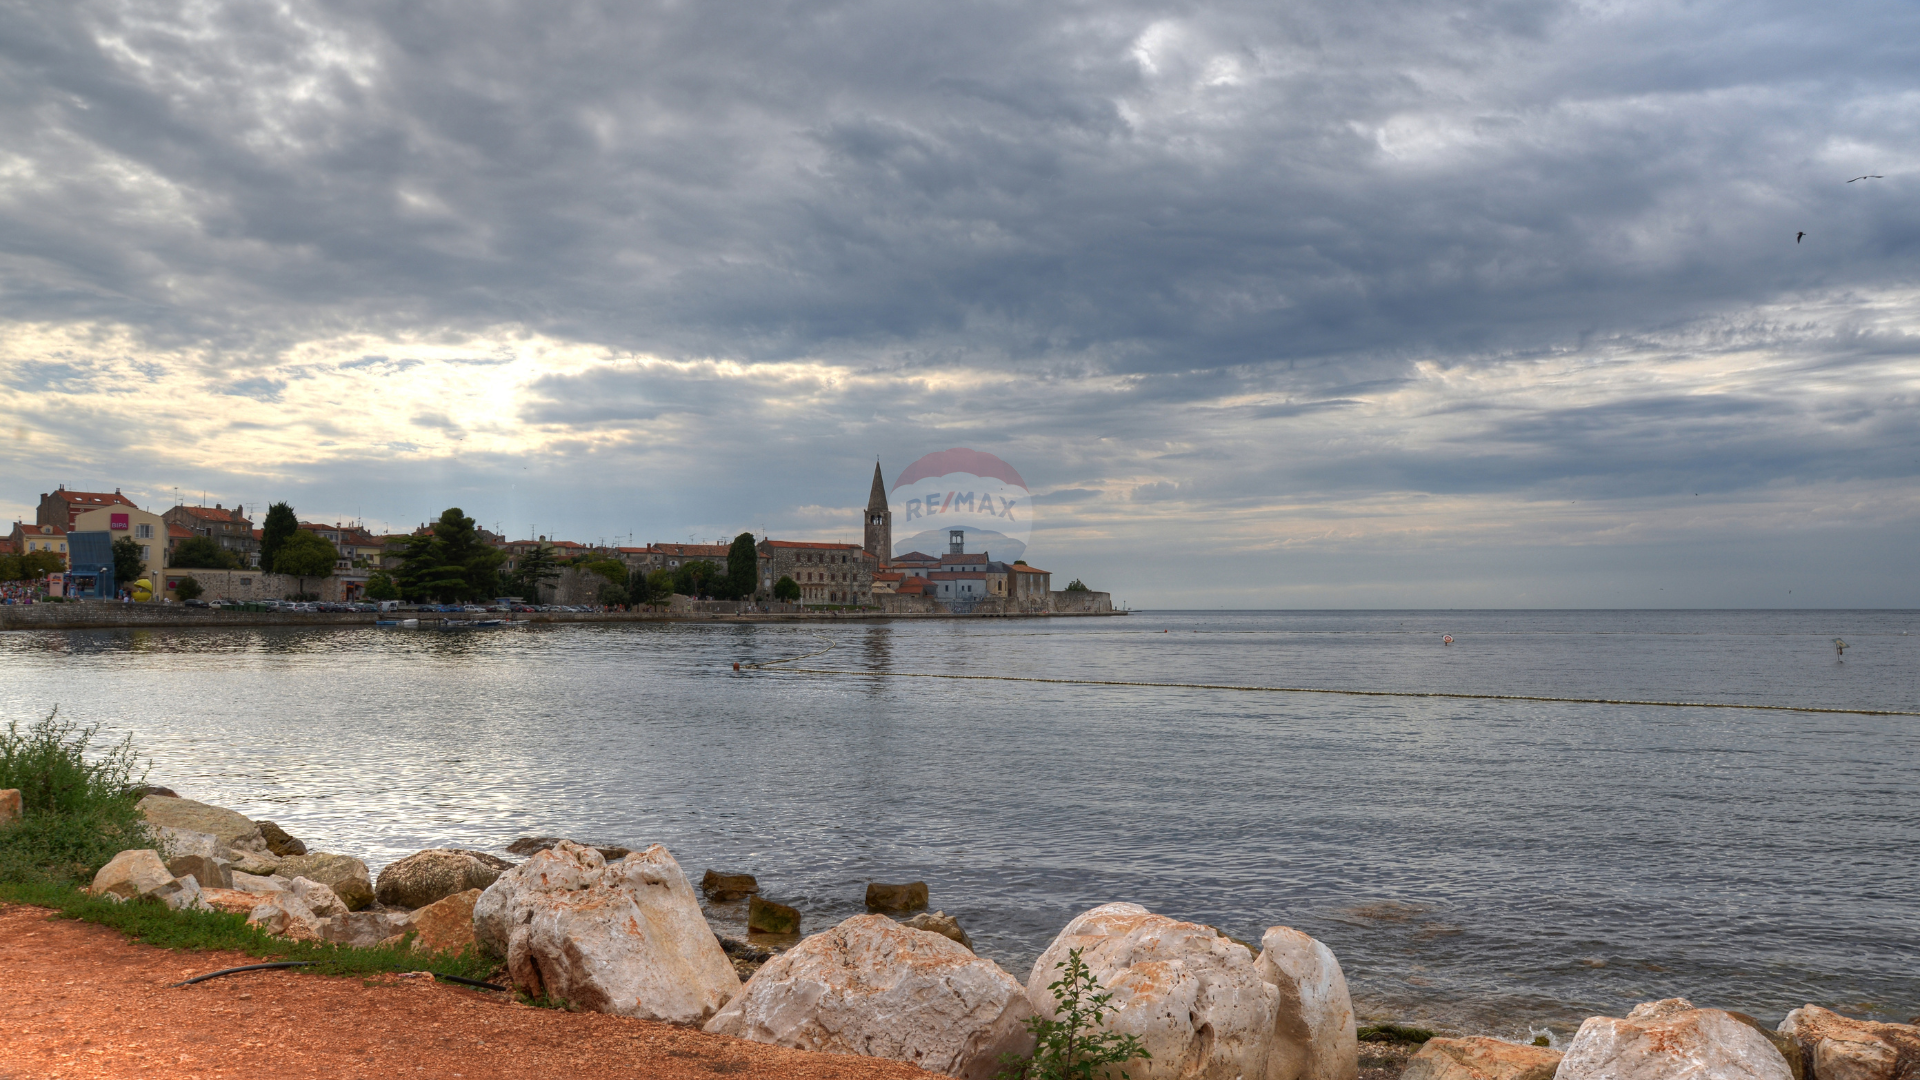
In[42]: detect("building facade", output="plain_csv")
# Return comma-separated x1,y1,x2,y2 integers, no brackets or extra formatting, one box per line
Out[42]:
37,486,136,529
73,504,169,587
162,504,257,565
758,540,877,606
864,462,891,563
7,523,68,568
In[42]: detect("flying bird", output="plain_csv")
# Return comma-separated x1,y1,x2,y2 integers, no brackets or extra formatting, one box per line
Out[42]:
1847,175,1883,182
1797,232,1805,243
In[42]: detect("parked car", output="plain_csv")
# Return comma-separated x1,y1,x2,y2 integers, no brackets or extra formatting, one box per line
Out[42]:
183,598,209,608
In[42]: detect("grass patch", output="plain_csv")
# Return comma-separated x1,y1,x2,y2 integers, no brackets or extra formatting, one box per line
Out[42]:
1358,1023,1437,1044
0,880,498,982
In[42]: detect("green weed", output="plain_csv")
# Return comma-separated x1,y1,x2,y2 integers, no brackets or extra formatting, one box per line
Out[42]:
1357,1023,1436,1044
998,947,1151,1080
0,706,151,886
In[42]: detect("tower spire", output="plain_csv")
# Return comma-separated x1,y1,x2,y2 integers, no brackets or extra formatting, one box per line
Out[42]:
867,460,888,511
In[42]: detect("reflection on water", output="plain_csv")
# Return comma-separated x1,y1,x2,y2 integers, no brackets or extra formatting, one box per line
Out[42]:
3,610,1917,1037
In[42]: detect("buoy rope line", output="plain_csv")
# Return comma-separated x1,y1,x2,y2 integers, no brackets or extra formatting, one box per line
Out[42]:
740,636,839,669
756,666,1920,718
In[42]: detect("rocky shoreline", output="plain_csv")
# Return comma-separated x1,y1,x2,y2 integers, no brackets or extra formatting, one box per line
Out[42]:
73,791,1920,1080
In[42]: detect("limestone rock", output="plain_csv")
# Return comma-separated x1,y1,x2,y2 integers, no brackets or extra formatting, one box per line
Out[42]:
319,910,404,949
275,853,374,910
254,820,307,857
156,874,211,912
375,848,508,909
0,788,18,825
1727,1013,1805,1080
201,888,264,915
1778,1005,1920,1080
92,849,176,900
287,876,350,919
701,869,759,901
166,853,233,891
1028,902,1280,1080
474,840,609,957
1401,1037,1561,1080
705,913,1033,1080
748,894,801,935
150,824,220,859
248,892,325,941
500,843,740,1023
227,849,283,876
866,880,929,912
1256,925,1358,1080
230,870,289,894
1558,998,1792,1080
507,836,631,861
398,888,482,954
136,795,263,851
903,910,974,951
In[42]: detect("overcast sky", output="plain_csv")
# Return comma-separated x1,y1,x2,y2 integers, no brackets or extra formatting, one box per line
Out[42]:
1,0,1915,606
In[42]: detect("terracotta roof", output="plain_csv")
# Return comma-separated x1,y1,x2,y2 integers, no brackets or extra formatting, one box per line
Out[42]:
613,546,651,554
891,551,938,562
167,524,195,539
13,522,66,537
761,541,864,551
1009,563,1049,574
872,571,905,582
56,490,136,508
652,543,731,556
179,505,246,524
896,578,929,594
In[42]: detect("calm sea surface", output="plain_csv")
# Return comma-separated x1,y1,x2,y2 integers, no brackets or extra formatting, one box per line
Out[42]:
5,610,1916,1037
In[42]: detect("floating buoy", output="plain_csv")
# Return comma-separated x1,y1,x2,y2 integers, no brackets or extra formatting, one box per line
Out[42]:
1443,635,1454,646
733,662,741,670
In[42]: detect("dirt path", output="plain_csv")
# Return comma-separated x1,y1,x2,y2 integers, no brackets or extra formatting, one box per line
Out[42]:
0,903,932,1080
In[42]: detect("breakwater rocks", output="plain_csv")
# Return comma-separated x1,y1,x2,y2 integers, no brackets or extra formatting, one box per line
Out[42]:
60,788,1920,1080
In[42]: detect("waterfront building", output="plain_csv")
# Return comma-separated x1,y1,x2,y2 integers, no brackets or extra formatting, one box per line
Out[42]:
864,461,891,563
7,522,68,568
162,503,257,565
62,531,116,598
73,504,168,586
37,486,136,529
757,540,877,606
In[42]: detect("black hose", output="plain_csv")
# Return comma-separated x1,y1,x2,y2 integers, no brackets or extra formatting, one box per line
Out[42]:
170,961,314,987
433,973,508,991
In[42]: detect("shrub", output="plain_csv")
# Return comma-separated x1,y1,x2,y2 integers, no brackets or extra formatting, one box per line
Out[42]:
998,947,1150,1080
773,575,800,602
174,576,204,601
1064,579,1091,593
1357,1023,1435,1044
0,707,150,886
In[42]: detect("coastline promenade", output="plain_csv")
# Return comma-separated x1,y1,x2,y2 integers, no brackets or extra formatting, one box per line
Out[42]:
0,604,1126,632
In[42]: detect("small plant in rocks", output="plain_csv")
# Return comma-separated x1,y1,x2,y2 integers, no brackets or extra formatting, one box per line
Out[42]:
998,947,1150,1080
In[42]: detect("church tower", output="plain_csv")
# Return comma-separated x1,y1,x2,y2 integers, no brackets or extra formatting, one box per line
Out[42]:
863,460,892,564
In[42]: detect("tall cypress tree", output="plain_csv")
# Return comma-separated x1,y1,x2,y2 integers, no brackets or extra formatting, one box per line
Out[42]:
725,532,759,599
259,502,299,572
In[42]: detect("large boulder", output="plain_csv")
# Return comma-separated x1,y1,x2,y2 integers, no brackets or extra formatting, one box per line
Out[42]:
230,870,289,894
475,840,609,957
1401,1037,1561,1080
866,880,929,912
155,874,211,912
484,840,740,1023
319,910,405,948
275,853,374,910
254,821,307,857
904,910,974,951
227,849,284,876
1558,998,1793,1080
1779,1005,1920,1080
507,836,632,861
701,870,759,901
202,888,265,915
92,849,176,900
376,848,510,909
248,893,325,941
136,795,265,852
1028,902,1279,1080
166,853,233,891
1256,926,1358,1080
705,913,1033,1080
748,894,801,934
394,888,483,954
286,876,349,919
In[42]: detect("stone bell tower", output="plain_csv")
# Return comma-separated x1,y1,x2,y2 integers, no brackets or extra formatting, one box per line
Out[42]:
863,460,892,564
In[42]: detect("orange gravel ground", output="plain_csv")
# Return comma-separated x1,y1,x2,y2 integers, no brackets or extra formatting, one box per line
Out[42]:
0,904,934,1080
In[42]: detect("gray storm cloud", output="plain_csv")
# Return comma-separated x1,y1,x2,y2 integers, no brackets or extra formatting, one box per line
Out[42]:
0,0,1915,604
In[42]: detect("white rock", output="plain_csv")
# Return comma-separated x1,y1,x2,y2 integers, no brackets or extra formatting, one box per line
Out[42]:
286,876,349,919
149,825,221,860
91,849,176,901
1027,902,1279,1080
496,842,741,1023
230,870,290,894
1778,1005,1920,1080
474,839,606,957
1558,998,1793,1080
156,874,211,912
705,913,1034,1079
1257,926,1358,1080
319,910,405,948
248,892,325,941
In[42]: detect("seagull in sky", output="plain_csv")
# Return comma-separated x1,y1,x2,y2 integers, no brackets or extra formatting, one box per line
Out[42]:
1797,232,1806,243
1847,175,1883,182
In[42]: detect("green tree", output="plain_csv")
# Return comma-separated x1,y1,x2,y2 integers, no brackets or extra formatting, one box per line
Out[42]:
722,532,759,599
110,536,145,589
673,559,720,598
1064,579,1091,592
507,543,562,603
274,530,339,597
597,580,630,607
772,575,800,602
17,550,65,580
394,508,506,603
639,568,675,606
259,502,299,572
364,571,401,601
582,558,626,584
168,536,238,569
997,948,1150,1080
173,576,204,601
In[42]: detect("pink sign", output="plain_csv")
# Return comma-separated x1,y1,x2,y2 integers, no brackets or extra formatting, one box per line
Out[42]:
110,513,129,530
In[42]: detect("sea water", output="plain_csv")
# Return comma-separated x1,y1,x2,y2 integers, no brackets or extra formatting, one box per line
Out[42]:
4,609,1915,1036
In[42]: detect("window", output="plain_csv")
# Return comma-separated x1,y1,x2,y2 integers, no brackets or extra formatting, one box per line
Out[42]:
135,524,153,539
141,546,151,560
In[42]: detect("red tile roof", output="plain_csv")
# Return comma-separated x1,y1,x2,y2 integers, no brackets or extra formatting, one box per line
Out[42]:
179,505,247,524
57,490,136,508
761,540,865,551
1009,564,1049,574
167,524,195,539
